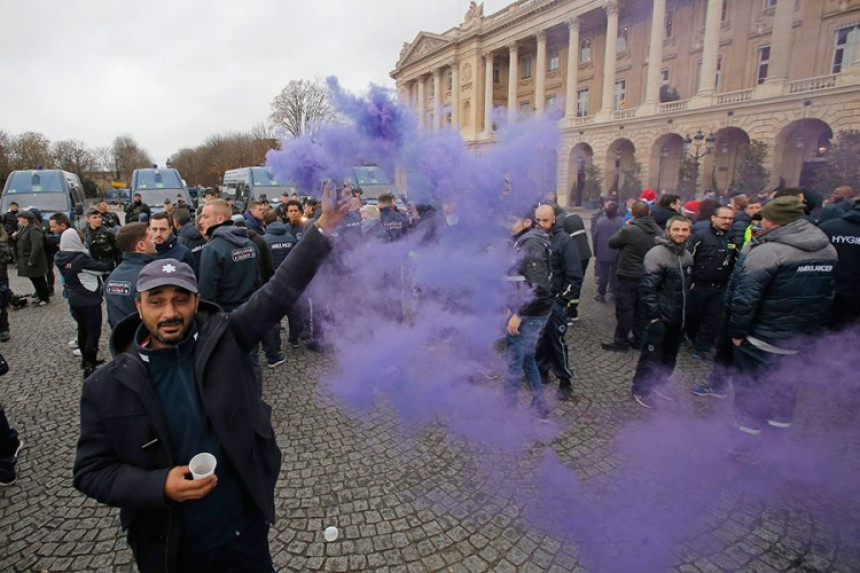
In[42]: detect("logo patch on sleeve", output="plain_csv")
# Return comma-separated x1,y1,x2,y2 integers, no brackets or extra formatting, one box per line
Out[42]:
231,246,256,262
106,281,131,296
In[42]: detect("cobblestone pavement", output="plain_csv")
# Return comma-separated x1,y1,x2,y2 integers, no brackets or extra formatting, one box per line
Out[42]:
2,210,859,571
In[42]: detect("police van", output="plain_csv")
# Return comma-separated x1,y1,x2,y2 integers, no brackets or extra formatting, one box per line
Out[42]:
131,167,194,214
222,167,293,209
0,169,87,228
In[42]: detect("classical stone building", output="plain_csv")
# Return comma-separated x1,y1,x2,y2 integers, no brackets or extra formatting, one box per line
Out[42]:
391,0,860,205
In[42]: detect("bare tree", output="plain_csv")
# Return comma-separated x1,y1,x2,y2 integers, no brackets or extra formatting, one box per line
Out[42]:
12,131,53,170
104,134,153,186
0,131,13,183
168,129,276,188
269,79,335,138
52,139,96,178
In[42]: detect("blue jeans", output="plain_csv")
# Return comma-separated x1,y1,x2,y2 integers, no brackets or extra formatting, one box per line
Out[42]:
505,314,550,415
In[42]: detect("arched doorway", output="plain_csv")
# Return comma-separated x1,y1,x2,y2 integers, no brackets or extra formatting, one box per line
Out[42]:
607,139,637,203
710,127,750,193
568,143,594,206
774,119,833,189
650,134,685,193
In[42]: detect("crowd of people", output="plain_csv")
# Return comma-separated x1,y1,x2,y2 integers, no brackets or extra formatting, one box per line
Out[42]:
0,178,857,568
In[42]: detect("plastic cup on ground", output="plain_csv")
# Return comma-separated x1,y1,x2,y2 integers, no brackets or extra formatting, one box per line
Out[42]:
324,526,339,542
189,453,217,480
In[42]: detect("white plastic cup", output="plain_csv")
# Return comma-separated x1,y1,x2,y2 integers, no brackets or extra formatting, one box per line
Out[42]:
189,453,217,480
324,526,339,542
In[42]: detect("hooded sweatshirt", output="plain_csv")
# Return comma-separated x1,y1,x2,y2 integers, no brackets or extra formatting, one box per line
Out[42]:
54,229,112,307
198,223,260,311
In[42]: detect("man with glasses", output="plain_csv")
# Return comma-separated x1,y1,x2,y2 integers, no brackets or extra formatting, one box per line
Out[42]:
686,206,738,364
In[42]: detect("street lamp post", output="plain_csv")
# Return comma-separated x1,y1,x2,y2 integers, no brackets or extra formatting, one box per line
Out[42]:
682,129,715,198
614,149,622,195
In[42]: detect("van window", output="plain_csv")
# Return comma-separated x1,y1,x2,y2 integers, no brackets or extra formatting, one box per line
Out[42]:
250,168,280,187
4,171,65,193
351,166,392,186
1,192,69,213
135,170,183,189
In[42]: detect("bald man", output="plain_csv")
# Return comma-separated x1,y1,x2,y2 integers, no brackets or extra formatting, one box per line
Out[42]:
197,199,260,312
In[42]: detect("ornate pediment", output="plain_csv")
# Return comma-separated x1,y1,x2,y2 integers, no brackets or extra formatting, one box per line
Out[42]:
396,32,451,68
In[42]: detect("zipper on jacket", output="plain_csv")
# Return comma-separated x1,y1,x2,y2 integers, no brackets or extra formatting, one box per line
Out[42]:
678,253,687,330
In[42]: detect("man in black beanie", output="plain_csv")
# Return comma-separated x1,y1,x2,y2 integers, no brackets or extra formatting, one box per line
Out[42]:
727,196,836,451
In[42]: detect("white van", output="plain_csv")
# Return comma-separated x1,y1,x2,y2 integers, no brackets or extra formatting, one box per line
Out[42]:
222,167,294,209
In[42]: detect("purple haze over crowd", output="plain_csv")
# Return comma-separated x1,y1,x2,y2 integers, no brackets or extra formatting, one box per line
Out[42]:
265,80,860,570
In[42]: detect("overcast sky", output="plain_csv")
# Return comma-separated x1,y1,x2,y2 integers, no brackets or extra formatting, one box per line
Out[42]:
0,0,510,167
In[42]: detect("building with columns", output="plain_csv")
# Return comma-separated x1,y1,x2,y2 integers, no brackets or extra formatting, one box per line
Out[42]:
391,0,860,206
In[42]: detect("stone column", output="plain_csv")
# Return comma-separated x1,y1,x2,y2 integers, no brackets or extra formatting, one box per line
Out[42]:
450,60,460,129
535,30,547,114
766,0,793,83
416,76,426,129
600,1,619,112
644,0,666,104
564,17,580,118
698,0,722,96
484,52,495,134
433,68,442,132
507,43,519,125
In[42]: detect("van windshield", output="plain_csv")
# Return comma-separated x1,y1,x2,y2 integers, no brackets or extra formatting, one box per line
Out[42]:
4,171,64,193
135,170,183,190
351,166,392,186
1,192,69,213
250,168,281,187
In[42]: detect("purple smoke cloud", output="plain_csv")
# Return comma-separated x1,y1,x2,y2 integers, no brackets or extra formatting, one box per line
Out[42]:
265,79,860,569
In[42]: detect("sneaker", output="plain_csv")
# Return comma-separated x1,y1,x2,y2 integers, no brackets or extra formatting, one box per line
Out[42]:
653,387,676,402
533,409,550,423
36,299,48,307
0,331,9,342
267,354,287,368
73,348,82,357
690,349,715,362
632,392,656,409
68,338,78,348
691,384,727,398
567,308,579,322
287,339,300,348
601,342,629,352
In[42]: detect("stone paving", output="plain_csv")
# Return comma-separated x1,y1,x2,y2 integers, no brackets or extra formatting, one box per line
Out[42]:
1,211,860,571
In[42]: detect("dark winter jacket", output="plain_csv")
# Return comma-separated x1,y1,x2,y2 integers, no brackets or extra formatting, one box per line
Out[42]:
689,224,738,286
176,223,206,272
105,252,154,328
651,205,679,230
727,211,751,248
561,212,592,261
510,227,553,317
85,225,122,269
246,230,275,284
124,200,151,224
818,199,857,225
54,230,112,307
640,236,693,326
73,225,332,573
2,210,19,237
262,222,298,269
607,216,661,279
728,219,837,350
819,202,860,297
242,211,265,236
198,223,260,312
15,224,48,278
154,234,197,275
284,221,310,242
592,214,624,263
546,223,582,307
379,206,409,242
